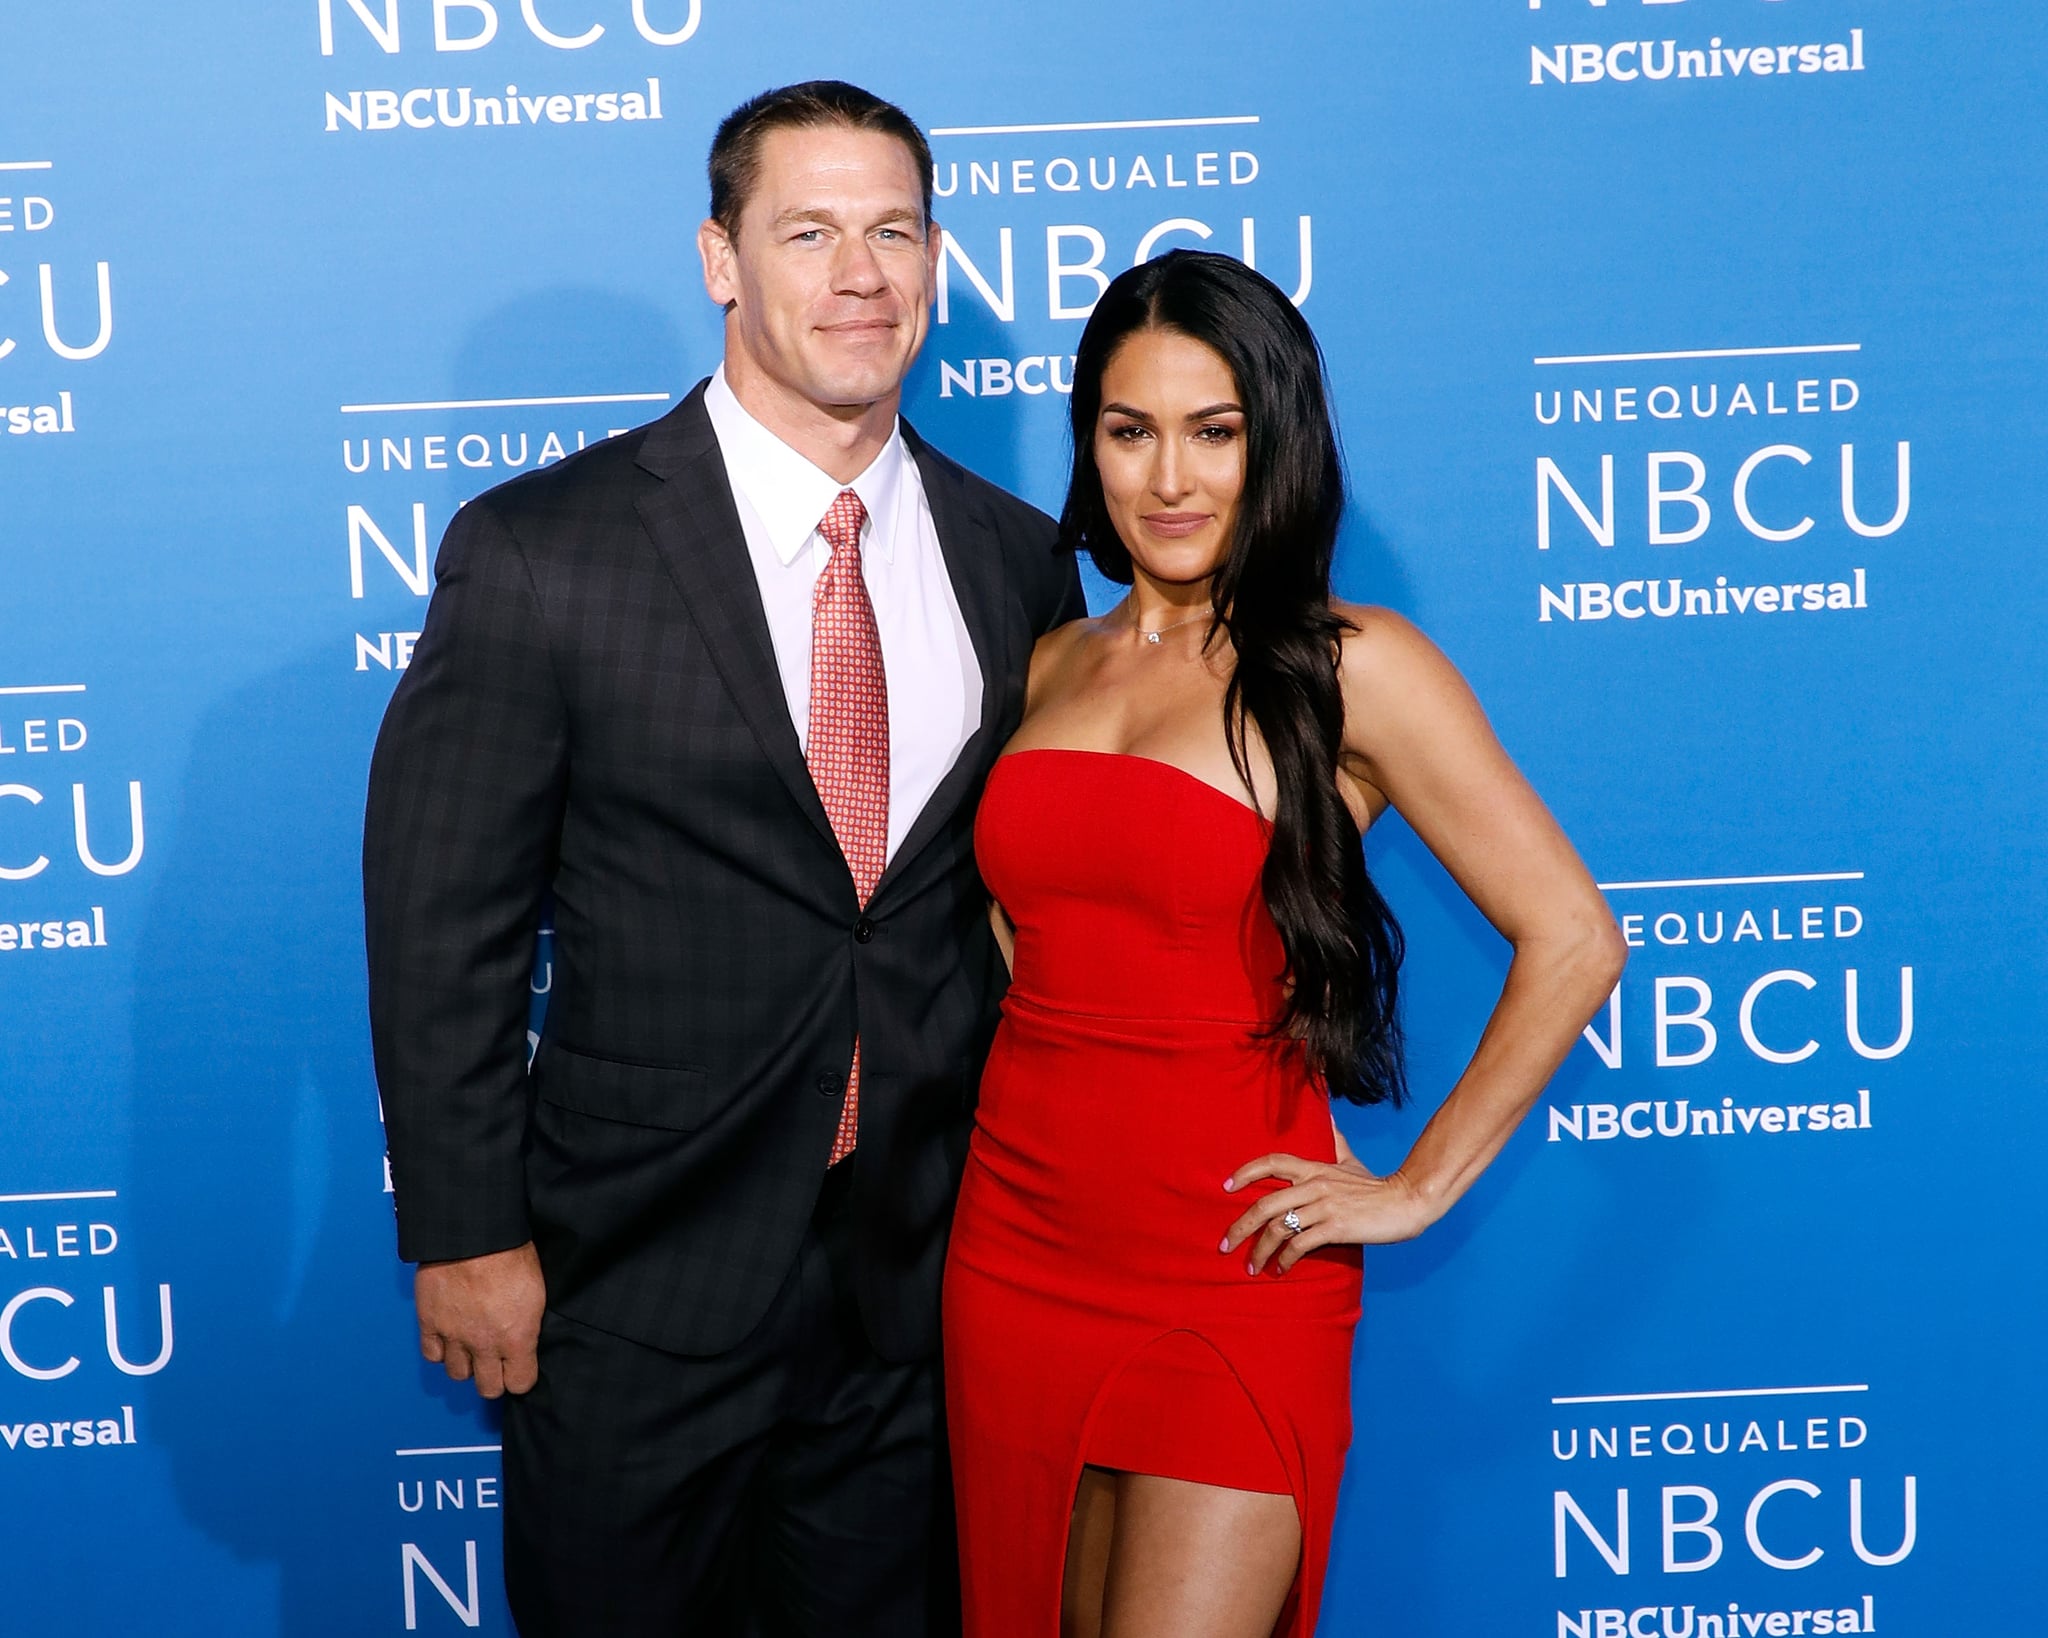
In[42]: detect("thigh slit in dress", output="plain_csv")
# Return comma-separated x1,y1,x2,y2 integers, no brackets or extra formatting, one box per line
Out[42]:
945,749,1362,1638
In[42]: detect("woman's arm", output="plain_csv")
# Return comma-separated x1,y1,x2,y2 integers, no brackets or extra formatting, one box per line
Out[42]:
1227,606,1626,1272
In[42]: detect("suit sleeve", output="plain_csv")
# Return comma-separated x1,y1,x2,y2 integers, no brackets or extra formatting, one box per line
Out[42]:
362,498,567,1264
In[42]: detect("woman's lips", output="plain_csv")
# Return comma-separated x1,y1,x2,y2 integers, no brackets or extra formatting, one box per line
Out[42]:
1142,512,1211,538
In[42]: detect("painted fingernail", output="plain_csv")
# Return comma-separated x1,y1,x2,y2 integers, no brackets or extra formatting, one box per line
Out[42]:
1219,1236,1231,1252
1223,1178,1236,1191
1246,1260,1257,1276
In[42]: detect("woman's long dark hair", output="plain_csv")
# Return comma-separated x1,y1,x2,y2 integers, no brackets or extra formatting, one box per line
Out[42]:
1059,249,1406,1106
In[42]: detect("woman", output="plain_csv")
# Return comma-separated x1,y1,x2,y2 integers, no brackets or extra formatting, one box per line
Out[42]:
942,250,1626,1638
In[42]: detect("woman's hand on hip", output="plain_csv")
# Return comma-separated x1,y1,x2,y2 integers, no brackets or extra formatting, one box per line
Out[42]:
1220,1154,1435,1275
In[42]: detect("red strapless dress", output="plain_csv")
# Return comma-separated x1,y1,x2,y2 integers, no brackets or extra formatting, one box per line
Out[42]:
945,749,1362,1638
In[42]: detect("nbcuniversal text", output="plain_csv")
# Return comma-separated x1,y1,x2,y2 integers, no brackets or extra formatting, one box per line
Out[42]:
324,77,664,132
0,1230,173,1392
1530,31,1867,90
315,0,704,135
2,1201,176,1464
1556,1601,1879,1638
1568,966,1910,1072
1549,880,1912,1143
1,1281,175,1387
1,171,114,440
2,1404,140,1453
1551,1398,1915,1631
1537,573,1865,626
0,700,148,910
1528,363,1907,632
0,183,114,366
1531,438,1905,630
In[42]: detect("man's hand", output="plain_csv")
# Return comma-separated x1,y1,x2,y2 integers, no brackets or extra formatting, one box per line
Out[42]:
415,1241,546,1398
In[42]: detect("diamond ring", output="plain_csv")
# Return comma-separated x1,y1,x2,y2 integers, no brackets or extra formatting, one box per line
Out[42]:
1280,1209,1303,1236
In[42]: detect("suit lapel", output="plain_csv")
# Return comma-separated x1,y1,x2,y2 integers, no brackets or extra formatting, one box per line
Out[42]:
872,425,1013,898
634,385,840,857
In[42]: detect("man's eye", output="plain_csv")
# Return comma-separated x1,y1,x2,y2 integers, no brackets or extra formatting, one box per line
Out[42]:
794,229,823,243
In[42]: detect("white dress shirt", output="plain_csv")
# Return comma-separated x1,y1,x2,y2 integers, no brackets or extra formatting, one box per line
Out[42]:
703,367,982,865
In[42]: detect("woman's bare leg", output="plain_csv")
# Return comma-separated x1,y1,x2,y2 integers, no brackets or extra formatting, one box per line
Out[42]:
1099,1473,1299,1638
1063,1465,1120,1638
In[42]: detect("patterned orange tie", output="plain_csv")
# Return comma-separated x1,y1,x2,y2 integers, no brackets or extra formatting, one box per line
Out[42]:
809,488,887,1165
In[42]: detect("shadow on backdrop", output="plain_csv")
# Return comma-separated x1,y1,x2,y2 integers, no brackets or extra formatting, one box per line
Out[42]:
452,284,702,413
120,285,698,1634
123,649,514,1633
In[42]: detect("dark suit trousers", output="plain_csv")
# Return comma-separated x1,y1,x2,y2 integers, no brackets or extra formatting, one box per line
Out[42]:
501,1161,957,1636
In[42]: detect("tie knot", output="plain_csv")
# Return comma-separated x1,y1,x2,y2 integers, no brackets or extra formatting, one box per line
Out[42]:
819,488,867,556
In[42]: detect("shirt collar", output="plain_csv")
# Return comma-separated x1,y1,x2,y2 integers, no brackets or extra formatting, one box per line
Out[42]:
704,366,906,566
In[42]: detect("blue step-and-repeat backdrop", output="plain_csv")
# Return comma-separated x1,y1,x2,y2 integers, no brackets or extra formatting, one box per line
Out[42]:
4,3,2043,1633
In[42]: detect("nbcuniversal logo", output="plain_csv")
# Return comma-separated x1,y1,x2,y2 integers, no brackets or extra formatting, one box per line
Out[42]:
919,109,1311,401
315,0,702,134
1547,1378,1912,1638
315,0,702,55
1522,0,1869,91
1547,871,1911,1145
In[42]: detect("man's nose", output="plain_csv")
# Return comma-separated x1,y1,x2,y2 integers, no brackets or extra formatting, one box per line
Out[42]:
831,234,889,297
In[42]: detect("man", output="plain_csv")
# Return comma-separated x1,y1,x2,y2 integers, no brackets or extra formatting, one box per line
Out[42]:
363,81,1083,1635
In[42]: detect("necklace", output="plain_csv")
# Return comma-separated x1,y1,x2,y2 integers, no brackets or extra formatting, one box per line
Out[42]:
1124,601,1214,645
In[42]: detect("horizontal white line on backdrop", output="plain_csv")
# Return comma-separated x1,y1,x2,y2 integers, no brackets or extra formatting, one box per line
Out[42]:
396,1444,503,1458
0,160,54,171
0,684,87,696
1534,343,1861,366
0,1190,119,1203
1597,871,1864,892
930,116,1259,137
1553,1384,1869,1406
340,392,673,414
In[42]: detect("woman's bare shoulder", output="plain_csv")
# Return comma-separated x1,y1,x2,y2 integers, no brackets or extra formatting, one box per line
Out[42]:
1332,601,1443,684
1033,609,1097,658
1022,609,1102,711
1331,600,1489,748
1028,609,1098,676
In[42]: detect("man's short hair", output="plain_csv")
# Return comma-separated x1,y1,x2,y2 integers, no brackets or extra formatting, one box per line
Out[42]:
708,80,934,240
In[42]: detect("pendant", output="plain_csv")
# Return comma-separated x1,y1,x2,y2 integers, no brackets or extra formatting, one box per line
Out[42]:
1144,631,1162,644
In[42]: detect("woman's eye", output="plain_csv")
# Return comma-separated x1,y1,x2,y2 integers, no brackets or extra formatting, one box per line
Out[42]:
1108,424,1149,442
1197,424,1238,443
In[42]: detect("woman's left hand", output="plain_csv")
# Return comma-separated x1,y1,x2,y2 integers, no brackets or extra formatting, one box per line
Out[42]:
1220,1153,1436,1275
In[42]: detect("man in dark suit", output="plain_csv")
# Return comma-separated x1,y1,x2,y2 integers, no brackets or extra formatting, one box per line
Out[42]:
363,80,1083,1635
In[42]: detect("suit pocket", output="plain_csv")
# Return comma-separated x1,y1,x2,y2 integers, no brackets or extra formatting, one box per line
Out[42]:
531,1039,712,1132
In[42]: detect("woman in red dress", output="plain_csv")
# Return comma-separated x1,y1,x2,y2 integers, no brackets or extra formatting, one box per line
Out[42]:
943,251,1626,1638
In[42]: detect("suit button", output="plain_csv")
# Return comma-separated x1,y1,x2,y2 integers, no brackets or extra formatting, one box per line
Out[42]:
815,1071,842,1099
853,916,875,944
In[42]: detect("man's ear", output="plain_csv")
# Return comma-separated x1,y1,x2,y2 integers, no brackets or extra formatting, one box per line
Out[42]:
699,217,739,309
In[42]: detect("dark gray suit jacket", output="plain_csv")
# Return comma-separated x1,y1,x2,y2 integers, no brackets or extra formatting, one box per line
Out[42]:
363,380,1084,1361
